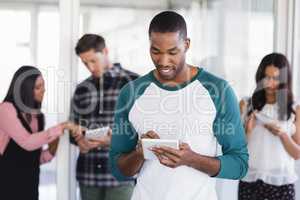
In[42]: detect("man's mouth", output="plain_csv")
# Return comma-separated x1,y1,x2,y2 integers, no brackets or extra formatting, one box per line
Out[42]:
158,67,174,75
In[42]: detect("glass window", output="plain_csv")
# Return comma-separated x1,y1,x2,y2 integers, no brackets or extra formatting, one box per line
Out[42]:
0,5,60,200
197,0,274,99
0,9,31,99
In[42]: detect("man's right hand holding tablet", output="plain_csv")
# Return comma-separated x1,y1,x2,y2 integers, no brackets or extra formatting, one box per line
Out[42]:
75,127,112,153
117,130,160,177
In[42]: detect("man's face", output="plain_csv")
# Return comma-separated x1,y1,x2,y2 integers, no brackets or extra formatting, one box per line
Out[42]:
149,31,189,81
79,49,107,78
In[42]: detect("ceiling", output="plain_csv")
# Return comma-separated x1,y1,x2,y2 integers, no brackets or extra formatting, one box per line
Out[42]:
0,0,202,9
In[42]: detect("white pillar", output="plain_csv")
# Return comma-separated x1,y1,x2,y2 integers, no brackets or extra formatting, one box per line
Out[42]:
273,0,295,61
29,4,38,65
57,0,79,200
274,2,300,200
293,0,300,99
292,2,300,199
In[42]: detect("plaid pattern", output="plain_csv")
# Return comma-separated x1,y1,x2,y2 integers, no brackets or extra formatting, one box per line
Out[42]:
70,63,139,187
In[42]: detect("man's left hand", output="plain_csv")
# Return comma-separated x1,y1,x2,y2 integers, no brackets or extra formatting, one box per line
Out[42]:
88,128,112,148
151,143,195,168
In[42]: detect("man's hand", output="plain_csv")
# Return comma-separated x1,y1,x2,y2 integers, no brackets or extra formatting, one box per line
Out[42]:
116,131,159,177
151,142,195,168
62,121,86,141
77,138,100,153
77,128,112,153
141,131,160,139
88,128,112,148
137,131,160,157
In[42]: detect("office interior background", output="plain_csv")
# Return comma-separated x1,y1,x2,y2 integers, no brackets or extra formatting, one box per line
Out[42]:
0,0,299,199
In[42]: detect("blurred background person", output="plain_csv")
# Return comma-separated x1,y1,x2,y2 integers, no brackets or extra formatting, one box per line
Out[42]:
70,34,139,200
0,66,83,200
239,53,300,200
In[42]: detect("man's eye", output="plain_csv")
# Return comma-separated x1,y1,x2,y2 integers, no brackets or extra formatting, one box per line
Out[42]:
169,52,177,55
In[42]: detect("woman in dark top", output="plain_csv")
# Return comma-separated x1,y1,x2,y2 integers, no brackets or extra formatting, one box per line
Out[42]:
0,66,83,200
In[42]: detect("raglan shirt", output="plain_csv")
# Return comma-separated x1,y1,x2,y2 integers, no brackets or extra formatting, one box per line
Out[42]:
109,67,248,200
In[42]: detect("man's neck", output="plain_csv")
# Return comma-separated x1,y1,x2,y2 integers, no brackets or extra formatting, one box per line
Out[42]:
107,61,113,69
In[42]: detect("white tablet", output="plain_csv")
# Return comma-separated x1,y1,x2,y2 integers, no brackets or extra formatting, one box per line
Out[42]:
141,139,179,160
84,127,110,140
254,113,277,125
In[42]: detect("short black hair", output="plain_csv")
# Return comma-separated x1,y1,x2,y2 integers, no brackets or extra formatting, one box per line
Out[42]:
75,34,106,55
148,11,187,39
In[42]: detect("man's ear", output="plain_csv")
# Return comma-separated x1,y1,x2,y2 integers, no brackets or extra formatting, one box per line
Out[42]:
184,38,190,53
102,47,109,55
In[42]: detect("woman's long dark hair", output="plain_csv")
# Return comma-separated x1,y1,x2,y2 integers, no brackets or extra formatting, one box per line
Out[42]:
251,53,294,120
3,66,45,129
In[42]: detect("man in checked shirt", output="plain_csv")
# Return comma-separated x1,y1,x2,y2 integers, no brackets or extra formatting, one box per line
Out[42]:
70,34,139,200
